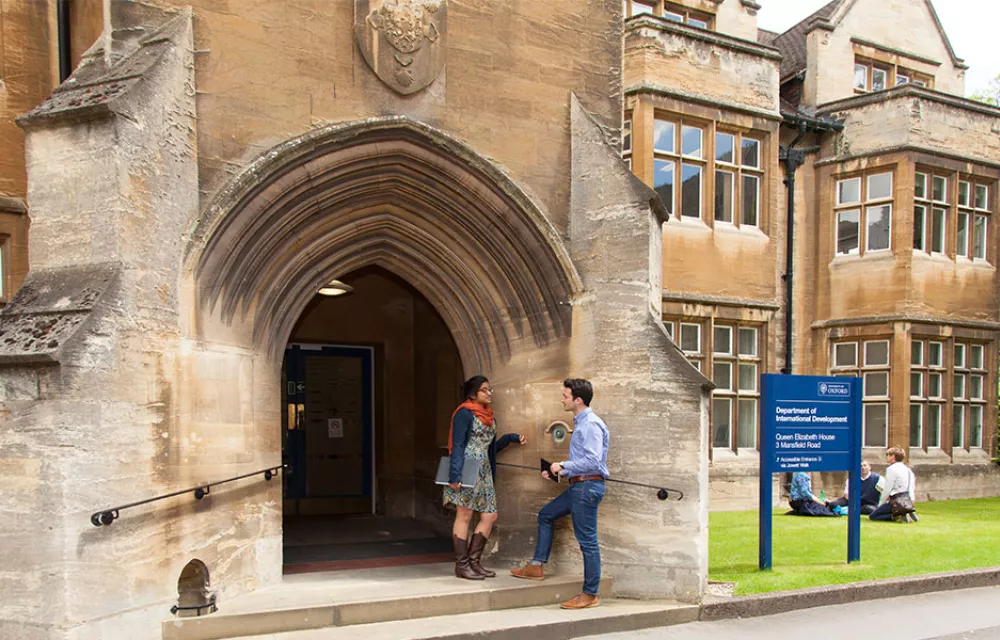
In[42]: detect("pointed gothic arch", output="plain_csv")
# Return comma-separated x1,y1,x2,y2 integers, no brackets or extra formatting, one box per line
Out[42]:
186,117,582,370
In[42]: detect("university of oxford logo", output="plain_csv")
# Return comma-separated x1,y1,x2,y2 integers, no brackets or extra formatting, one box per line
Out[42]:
356,0,446,95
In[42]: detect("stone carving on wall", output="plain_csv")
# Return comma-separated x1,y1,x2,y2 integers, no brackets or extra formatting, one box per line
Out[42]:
356,0,447,95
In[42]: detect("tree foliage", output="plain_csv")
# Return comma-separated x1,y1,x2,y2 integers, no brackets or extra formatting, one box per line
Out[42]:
970,73,1000,106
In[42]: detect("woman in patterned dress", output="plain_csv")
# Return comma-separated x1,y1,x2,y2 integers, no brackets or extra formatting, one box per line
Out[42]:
445,376,526,580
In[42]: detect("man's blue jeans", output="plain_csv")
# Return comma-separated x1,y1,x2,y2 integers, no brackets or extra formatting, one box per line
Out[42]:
532,480,606,595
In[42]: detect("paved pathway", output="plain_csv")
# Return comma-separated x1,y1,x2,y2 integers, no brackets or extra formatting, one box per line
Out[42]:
585,586,1000,640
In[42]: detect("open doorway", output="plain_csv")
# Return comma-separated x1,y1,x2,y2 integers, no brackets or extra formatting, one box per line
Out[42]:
280,266,465,573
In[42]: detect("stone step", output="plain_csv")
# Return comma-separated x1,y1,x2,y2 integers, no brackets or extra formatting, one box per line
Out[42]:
162,563,623,640
227,600,699,640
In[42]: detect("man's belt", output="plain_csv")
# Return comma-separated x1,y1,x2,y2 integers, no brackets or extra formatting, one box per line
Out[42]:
569,474,605,485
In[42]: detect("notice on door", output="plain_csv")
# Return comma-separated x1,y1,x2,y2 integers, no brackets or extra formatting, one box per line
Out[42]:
327,418,344,439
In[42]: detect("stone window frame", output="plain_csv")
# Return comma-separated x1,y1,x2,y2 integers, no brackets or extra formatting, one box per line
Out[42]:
910,338,947,450
623,0,715,30
650,114,765,229
623,113,633,170
709,322,762,451
830,338,890,448
853,56,933,94
914,168,993,263
666,314,769,456
894,66,931,88
664,318,704,372
952,341,988,450
834,168,895,258
0,234,8,304
911,337,990,453
713,129,762,228
653,116,707,221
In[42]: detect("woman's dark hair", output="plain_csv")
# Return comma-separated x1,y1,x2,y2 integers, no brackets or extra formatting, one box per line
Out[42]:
462,375,490,401
563,378,593,406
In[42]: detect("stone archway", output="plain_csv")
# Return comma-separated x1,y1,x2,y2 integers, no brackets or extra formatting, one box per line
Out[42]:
186,117,583,371
180,117,589,572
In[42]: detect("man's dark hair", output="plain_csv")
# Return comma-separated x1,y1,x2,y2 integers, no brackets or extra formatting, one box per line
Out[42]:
462,375,490,401
563,378,593,406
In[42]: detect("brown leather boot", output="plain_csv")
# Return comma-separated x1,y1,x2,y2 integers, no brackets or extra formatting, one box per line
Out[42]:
467,533,495,578
453,536,484,580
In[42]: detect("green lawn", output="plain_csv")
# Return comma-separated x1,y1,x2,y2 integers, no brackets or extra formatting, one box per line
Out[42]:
709,497,1000,595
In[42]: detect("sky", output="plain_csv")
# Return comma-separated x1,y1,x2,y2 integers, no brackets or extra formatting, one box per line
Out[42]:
755,0,1000,98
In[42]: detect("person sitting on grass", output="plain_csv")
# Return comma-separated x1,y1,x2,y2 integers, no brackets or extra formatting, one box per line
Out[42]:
825,460,882,515
788,471,838,517
869,446,918,523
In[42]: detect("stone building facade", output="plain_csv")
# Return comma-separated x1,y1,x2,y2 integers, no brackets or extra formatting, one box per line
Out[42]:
2,0,999,638
1,1,709,639
621,0,1000,508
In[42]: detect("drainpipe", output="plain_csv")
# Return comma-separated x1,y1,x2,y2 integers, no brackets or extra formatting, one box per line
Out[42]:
778,125,820,375
57,0,72,82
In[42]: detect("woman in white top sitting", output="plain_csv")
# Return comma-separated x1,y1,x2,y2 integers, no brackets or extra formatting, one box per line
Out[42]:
869,446,918,522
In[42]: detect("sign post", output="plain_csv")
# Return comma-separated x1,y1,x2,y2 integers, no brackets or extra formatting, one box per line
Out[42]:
759,374,863,570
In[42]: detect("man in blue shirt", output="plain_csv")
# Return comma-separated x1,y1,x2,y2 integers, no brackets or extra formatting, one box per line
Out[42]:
511,378,609,610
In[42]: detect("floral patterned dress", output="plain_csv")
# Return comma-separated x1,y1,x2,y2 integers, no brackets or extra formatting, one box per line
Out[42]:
443,414,497,513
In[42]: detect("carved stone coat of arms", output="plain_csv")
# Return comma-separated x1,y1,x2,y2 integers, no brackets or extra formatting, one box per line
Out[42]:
356,0,447,95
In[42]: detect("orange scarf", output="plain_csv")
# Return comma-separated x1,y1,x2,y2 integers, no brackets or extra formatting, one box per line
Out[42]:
448,401,495,454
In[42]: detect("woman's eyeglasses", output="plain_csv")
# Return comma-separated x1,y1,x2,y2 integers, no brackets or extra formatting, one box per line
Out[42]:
478,387,495,394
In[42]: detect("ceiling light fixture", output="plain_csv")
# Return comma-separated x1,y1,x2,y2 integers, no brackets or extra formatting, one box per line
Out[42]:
317,280,353,297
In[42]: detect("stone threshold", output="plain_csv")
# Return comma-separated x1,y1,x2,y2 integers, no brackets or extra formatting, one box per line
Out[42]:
283,552,454,575
226,600,699,640
162,563,626,640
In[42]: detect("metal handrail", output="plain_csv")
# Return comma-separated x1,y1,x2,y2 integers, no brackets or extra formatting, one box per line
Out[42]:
90,464,289,527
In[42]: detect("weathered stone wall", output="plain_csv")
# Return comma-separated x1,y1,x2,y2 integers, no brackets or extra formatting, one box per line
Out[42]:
622,18,782,507
131,0,623,234
810,457,1000,502
791,98,1000,495
820,91,1000,165
720,458,1000,513
714,0,758,42
624,19,780,115
811,95,1000,325
564,95,710,600
803,0,965,107
708,454,782,511
706,91,1000,508
3,3,712,638
1,9,205,640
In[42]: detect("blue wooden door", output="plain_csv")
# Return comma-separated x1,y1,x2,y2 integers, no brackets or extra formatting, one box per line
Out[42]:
283,345,374,512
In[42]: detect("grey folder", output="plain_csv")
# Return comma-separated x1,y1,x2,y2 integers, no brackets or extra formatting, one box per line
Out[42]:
435,456,478,488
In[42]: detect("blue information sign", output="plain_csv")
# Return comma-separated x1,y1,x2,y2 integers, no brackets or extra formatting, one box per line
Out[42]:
759,374,863,570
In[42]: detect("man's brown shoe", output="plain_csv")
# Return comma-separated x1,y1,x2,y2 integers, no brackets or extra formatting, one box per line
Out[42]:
560,593,600,609
510,564,545,580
